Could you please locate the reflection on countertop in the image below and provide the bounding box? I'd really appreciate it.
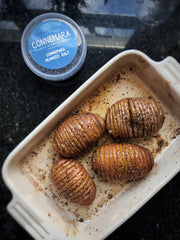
[0,0,179,49]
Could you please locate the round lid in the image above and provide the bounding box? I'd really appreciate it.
[21,13,87,81]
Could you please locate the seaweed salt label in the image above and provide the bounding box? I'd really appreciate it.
[28,20,78,69]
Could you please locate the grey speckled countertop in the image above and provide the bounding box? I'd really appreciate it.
[0,1,180,240]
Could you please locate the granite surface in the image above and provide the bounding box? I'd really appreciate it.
[0,1,180,240]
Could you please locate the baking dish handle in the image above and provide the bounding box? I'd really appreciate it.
[7,197,58,240]
[154,56,180,83]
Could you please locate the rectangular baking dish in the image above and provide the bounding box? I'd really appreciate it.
[2,50,180,240]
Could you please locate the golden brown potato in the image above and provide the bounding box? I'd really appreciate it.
[53,113,105,157]
[92,143,154,182]
[106,97,164,138]
[51,159,96,205]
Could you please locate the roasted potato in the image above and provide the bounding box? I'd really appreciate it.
[51,159,96,205]
[92,143,154,182]
[106,97,164,138]
[53,113,105,157]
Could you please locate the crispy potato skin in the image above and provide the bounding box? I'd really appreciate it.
[53,113,105,157]
[92,143,154,182]
[106,97,164,138]
[51,159,96,205]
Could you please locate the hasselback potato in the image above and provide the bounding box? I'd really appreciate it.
[106,97,164,138]
[53,113,105,157]
[51,159,96,205]
[92,143,154,182]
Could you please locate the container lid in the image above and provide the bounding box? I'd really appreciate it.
[21,13,87,81]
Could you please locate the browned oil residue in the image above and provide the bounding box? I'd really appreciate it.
[138,57,150,69]
[64,219,78,238]
[175,128,180,135]
[152,162,159,175]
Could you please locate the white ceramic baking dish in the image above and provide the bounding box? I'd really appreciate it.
[2,50,180,240]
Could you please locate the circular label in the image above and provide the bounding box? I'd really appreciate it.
[28,20,78,69]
